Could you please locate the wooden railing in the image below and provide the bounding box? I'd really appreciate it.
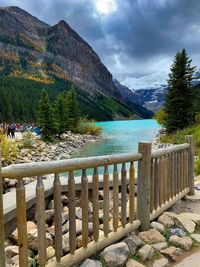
[0,135,195,267]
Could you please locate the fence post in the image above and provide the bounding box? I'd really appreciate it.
[0,150,5,267]
[185,135,195,195]
[137,142,152,231]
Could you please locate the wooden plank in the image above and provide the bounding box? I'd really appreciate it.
[150,159,155,213]
[151,143,190,158]
[103,165,109,237]
[54,173,62,262]
[129,162,135,223]
[1,153,142,179]
[113,164,119,231]
[68,171,76,254]
[137,142,151,231]
[0,151,5,267]
[81,169,89,248]
[121,163,127,228]
[36,175,46,267]
[16,178,28,267]
[92,167,99,241]
[185,135,195,195]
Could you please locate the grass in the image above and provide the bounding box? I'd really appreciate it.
[162,228,171,241]
[76,119,103,135]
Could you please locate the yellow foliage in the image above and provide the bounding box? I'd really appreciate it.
[0,134,17,164]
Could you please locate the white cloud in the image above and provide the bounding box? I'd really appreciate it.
[93,0,117,15]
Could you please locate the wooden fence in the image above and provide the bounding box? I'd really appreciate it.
[0,135,195,267]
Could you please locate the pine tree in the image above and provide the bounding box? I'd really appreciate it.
[54,92,69,138]
[164,49,197,133]
[65,88,80,131]
[37,89,57,140]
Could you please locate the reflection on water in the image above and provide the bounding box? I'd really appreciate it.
[72,119,160,176]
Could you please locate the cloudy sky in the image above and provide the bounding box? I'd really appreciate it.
[1,0,200,89]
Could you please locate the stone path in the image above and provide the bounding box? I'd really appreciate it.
[174,249,200,267]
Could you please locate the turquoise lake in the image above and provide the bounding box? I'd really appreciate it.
[74,119,161,158]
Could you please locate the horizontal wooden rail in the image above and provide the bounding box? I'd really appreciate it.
[151,143,189,158]
[1,153,142,179]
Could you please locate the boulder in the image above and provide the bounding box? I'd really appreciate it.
[129,234,144,248]
[152,242,168,251]
[126,259,146,267]
[174,214,195,234]
[138,229,165,244]
[6,255,32,267]
[181,213,200,224]
[5,246,19,261]
[10,221,37,243]
[158,214,174,228]
[27,229,53,251]
[152,258,169,267]
[191,234,200,243]
[138,244,154,261]
[61,195,68,205]
[79,259,103,267]
[169,235,192,251]
[46,246,55,260]
[48,199,63,210]
[65,219,82,235]
[100,242,129,267]
[168,228,186,238]
[35,209,54,225]
[151,221,165,233]
[160,246,182,261]
[62,232,70,253]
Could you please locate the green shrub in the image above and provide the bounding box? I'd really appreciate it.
[22,131,35,149]
[76,119,102,135]
[0,134,17,164]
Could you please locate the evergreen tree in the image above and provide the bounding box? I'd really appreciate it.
[164,49,197,133]
[37,89,57,140]
[54,92,69,138]
[65,88,80,131]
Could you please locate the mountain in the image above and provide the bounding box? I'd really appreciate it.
[0,6,153,121]
[114,79,166,113]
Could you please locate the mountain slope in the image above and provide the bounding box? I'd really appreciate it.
[0,6,152,120]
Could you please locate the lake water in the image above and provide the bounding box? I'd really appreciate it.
[72,119,160,176]
[74,119,160,158]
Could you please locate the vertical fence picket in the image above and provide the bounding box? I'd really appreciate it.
[129,162,135,223]
[92,167,99,241]
[150,159,154,213]
[154,158,159,210]
[103,165,109,237]
[16,178,28,267]
[159,157,164,207]
[185,135,195,195]
[81,169,89,248]
[121,163,127,227]
[113,164,119,231]
[54,173,62,262]
[36,175,46,267]
[68,171,76,254]
[0,151,5,267]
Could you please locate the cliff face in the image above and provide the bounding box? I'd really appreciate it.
[0,6,120,99]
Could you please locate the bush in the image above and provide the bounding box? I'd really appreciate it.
[0,134,17,164]
[22,131,35,149]
[76,119,102,135]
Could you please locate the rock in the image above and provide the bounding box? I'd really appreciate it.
[62,232,70,253]
[138,244,154,261]
[151,221,165,233]
[169,235,192,251]
[152,242,168,251]
[27,229,53,251]
[47,225,55,237]
[174,214,196,234]
[46,246,55,260]
[79,259,103,267]
[129,234,144,248]
[138,229,165,244]
[100,242,129,267]
[10,221,37,243]
[35,209,54,225]
[6,255,32,267]
[158,214,174,228]
[181,213,200,224]
[153,258,169,267]
[46,256,56,265]
[160,246,182,261]
[76,207,83,220]
[65,219,82,235]
[61,195,68,205]
[191,234,200,243]
[123,236,139,253]
[5,246,19,261]
[76,235,91,248]
[169,228,186,238]
[48,199,63,210]
[126,259,146,267]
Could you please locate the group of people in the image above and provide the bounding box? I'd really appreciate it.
[0,123,19,138]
